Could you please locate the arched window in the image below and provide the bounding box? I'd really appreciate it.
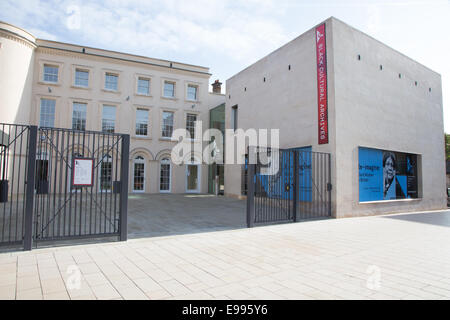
[159,157,171,192]
[133,156,145,192]
[99,154,112,192]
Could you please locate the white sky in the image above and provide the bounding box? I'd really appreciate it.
[1,0,449,132]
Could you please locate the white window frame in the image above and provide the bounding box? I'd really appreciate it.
[39,98,56,128]
[99,154,113,192]
[163,80,176,98]
[43,64,59,83]
[186,84,198,101]
[74,68,89,88]
[159,157,172,193]
[136,77,151,96]
[72,102,87,131]
[132,156,146,193]
[101,105,116,133]
[135,108,150,137]
[185,112,198,140]
[38,60,63,86]
[161,110,175,139]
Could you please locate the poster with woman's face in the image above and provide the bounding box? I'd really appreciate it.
[383,152,396,200]
[359,147,416,202]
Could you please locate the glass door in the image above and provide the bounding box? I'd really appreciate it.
[186,163,200,193]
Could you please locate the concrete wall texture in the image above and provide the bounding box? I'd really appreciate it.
[225,17,446,217]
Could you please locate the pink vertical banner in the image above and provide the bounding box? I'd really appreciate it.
[315,23,328,145]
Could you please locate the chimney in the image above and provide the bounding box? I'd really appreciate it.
[211,79,222,94]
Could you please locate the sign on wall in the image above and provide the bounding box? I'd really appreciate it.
[315,23,328,145]
[72,157,94,187]
[358,147,418,202]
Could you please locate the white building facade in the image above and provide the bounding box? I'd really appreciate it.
[0,21,225,195]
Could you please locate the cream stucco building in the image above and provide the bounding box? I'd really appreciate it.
[0,21,225,195]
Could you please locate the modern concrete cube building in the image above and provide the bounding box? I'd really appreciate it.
[225,17,446,218]
[0,21,225,195]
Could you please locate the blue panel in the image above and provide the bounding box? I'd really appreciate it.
[359,147,383,202]
[295,147,312,202]
[396,175,407,198]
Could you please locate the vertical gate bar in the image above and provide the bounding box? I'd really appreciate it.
[8,125,17,242]
[15,125,24,241]
[58,130,64,238]
[63,131,70,237]
[83,132,88,235]
[24,125,37,251]
[34,128,40,241]
[21,127,29,239]
[328,153,331,217]
[68,129,75,236]
[293,150,299,222]
[52,129,59,238]
[119,134,129,241]
[113,135,119,233]
[104,133,109,234]
[246,162,255,228]
[100,132,105,233]
[75,130,82,236]
[75,131,80,236]
[107,134,112,234]
[89,132,95,235]
[1,124,8,242]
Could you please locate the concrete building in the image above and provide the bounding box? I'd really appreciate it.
[0,21,225,195]
[225,17,446,218]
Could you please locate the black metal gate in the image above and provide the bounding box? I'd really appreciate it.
[0,123,129,250]
[0,123,32,247]
[246,147,331,227]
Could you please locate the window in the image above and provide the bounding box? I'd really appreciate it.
[160,158,171,192]
[163,81,175,98]
[43,65,58,83]
[187,85,197,101]
[72,102,87,131]
[231,105,238,131]
[75,69,89,87]
[162,111,174,138]
[186,113,197,139]
[133,156,145,192]
[100,154,112,192]
[102,105,116,133]
[39,99,55,127]
[135,109,149,136]
[359,147,419,202]
[105,73,118,91]
[137,78,150,95]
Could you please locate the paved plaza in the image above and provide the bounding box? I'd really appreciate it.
[0,207,450,300]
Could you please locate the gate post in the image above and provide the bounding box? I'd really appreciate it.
[24,125,37,251]
[119,134,130,241]
[293,151,299,222]
[246,162,255,228]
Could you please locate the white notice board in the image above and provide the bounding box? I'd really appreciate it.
[72,158,94,187]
